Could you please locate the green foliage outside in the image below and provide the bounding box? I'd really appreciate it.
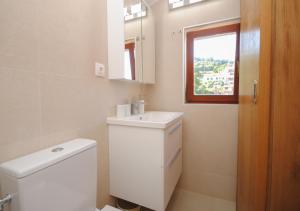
[194,58,234,95]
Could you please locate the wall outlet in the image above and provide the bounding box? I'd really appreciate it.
[95,63,105,78]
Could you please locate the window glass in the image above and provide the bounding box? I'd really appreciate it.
[169,0,204,10]
[193,33,237,95]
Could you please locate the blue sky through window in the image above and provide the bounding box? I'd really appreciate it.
[194,33,237,61]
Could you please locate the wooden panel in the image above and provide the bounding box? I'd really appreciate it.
[269,0,300,210]
[237,0,272,210]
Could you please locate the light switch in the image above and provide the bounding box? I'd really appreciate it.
[95,63,105,78]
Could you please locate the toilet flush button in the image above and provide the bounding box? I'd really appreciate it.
[51,147,64,153]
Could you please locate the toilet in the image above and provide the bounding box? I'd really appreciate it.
[0,139,121,211]
[102,206,121,211]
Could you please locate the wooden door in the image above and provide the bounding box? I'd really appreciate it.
[237,0,272,210]
[268,0,300,210]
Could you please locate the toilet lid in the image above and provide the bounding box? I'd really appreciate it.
[101,205,121,211]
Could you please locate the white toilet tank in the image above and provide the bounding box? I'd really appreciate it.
[0,139,97,211]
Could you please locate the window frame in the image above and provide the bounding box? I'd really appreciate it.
[185,23,240,104]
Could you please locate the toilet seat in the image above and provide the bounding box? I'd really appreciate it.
[101,205,122,211]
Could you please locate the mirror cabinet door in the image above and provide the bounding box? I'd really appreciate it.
[107,0,155,83]
[141,0,156,84]
[124,0,143,81]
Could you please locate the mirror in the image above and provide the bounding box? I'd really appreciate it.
[123,0,155,83]
[124,39,137,80]
[107,0,155,84]
[124,0,142,81]
[140,0,156,84]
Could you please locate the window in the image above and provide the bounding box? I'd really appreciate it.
[124,3,147,22]
[168,0,206,10]
[186,23,240,104]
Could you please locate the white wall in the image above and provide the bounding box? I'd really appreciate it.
[0,0,240,206]
[0,0,141,207]
[146,0,240,201]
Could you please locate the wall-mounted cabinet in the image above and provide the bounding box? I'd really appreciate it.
[107,0,155,84]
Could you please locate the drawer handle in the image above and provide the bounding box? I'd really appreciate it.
[169,124,181,135]
[167,148,182,168]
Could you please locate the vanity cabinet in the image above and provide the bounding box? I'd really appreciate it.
[108,113,183,211]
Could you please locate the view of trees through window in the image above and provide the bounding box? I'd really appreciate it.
[193,33,237,96]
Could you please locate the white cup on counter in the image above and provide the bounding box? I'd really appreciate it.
[117,104,131,118]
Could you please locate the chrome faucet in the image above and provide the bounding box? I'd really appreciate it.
[131,100,145,115]
[0,194,12,211]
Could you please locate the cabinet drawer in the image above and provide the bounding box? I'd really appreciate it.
[164,149,182,208]
[164,121,182,167]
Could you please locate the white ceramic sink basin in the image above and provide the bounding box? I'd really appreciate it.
[107,111,184,129]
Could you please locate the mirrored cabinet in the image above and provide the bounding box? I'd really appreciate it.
[107,0,155,84]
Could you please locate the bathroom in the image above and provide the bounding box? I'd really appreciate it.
[0,0,299,211]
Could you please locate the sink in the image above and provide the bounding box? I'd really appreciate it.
[107,111,183,129]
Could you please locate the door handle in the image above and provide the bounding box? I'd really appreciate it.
[253,80,258,104]
[294,163,300,179]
